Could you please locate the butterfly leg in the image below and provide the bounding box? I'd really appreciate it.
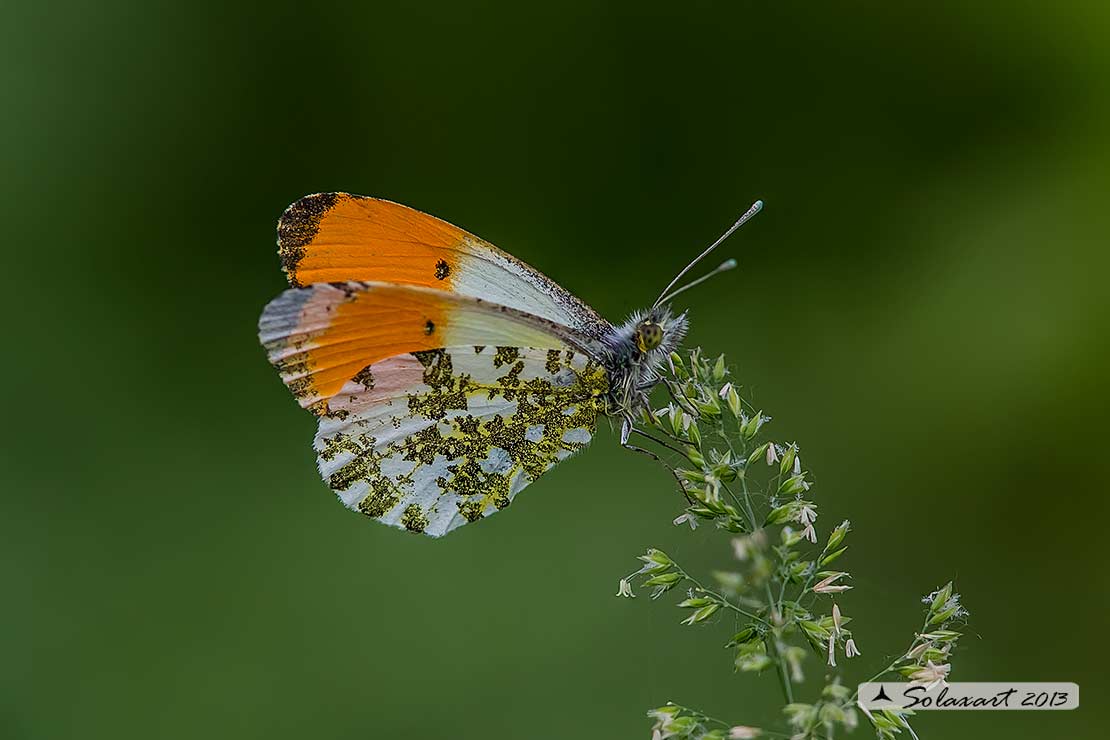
[647,419,697,449]
[629,426,699,465]
[621,442,694,502]
[620,419,695,503]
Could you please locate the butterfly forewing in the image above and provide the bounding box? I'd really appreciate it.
[278,193,610,340]
[313,346,608,536]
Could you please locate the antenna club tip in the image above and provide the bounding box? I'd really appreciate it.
[734,199,763,226]
[720,258,738,270]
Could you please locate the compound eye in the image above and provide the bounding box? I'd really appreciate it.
[635,322,664,352]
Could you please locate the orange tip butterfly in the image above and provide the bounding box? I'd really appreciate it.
[259,194,761,536]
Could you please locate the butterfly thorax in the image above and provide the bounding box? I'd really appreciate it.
[599,305,689,418]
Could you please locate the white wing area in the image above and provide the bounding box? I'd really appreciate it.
[313,346,608,536]
[449,238,609,338]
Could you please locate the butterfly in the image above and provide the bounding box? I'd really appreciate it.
[258,193,761,536]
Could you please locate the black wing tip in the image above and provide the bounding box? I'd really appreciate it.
[276,192,345,286]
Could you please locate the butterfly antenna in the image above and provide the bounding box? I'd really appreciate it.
[657,258,738,305]
[652,200,763,308]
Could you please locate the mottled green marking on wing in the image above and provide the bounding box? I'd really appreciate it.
[314,346,608,536]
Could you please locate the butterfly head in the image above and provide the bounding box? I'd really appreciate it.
[632,305,687,356]
[633,319,663,352]
[614,305,688,368]
[601,305,688,416]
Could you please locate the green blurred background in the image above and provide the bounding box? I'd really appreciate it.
[5,2,1108,738]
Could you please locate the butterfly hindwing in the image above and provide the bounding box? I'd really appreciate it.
[277,193,610,339]
[313,346,608,536]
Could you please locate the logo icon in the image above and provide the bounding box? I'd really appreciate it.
[871,686,893,703]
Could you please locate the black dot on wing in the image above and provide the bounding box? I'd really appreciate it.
[434,259,450,280]
[424,319,435,335]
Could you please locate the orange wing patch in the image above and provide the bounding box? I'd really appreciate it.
[259,281,582,417]
[278,193,464,289]
[261,282,448,415]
